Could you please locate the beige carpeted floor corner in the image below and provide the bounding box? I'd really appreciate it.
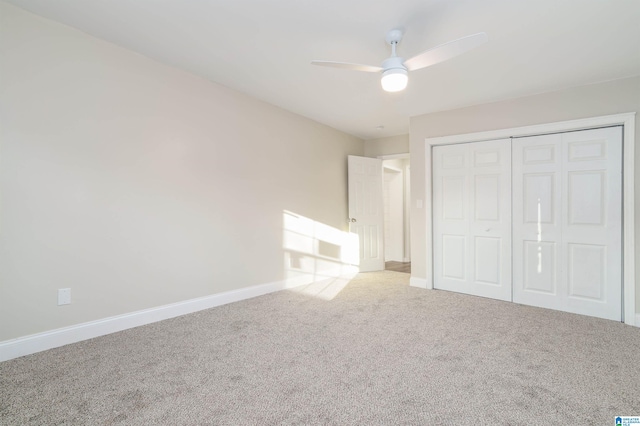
[1,270,639,425]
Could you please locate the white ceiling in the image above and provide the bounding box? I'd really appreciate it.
[6,0,640,140]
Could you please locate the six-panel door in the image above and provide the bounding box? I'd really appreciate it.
[348,155,385,272]
[512,127,622,321]
[432,139,512,301]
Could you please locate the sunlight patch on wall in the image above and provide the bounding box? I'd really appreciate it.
[283,211,359,300]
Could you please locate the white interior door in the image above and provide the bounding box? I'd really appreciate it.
[348,155,384,272]
[513,127,622,320]
[432,139,512,301]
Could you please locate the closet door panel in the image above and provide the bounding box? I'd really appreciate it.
[561,127,622,320]
[433,139,511,301]
[513,133,563,310]
[513,127,622,321]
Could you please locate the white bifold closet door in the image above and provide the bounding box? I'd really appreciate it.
[512,127,623,321]
[433,139,512,301]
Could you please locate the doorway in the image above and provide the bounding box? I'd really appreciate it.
[382,156,411,274]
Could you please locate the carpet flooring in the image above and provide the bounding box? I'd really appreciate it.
[1,270,639,425]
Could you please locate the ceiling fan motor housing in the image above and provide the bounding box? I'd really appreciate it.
[381,56,406,72]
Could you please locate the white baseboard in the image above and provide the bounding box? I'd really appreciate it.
[409,276,428,289]
[0,268,358,362]
[634,314,640,328]
[403,257,411,263]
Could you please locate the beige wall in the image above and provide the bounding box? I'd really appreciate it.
[409,75,640,312]
[364,134,409,158]
[0,4,363,341]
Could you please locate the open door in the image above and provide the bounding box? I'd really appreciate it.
[348,155,384,272]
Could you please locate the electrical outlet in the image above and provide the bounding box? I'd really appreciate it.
[58,288,71,305]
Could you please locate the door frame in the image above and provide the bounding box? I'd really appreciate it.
[379,153,411,263]
[423,112,636,325]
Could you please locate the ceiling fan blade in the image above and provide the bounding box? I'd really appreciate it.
[404,32,488,71]
[311,60,383,73]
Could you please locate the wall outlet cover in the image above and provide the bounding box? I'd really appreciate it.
[58,288,71,305]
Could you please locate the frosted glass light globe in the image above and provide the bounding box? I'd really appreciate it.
[381,68,408,92]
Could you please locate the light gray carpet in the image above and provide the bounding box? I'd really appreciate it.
[1,270,639,425]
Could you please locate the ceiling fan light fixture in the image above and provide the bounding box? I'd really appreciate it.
[381,68,408,92]
[312,30,487,94]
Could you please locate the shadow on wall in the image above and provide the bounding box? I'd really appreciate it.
[282,210,359,300]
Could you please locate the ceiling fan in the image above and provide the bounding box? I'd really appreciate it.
[311,29,488,92]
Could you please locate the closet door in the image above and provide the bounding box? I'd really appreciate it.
[433,139,511,301]
[513,127,622,321]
